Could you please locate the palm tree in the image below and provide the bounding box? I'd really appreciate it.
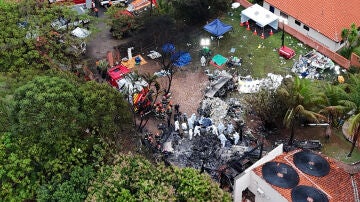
[341,23,359,48]
[319,83,348,127]
[346,113,360,157]
[278,76,327,145]
[339,74,360,156]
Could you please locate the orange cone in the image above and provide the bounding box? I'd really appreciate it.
[253,29,257,35]
[261,32,265,39]
[269,29,273,35]
[246,24,250,30]
[240,22,244,26]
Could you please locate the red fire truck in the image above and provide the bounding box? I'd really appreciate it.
[107,64,152,114]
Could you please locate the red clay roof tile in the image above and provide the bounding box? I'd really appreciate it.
[253,150,355,201]
[264,0,360,42]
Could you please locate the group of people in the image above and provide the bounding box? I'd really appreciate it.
[173,112,242,148]
[154,92,173,121]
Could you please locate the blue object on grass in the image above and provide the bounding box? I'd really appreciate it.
[204,19,233,37]
[162,43,175,53]
[172,51,191,67]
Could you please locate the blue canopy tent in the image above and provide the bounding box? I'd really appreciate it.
[203,19,233,46]
[162,43,175,53]
[172,51,191,67]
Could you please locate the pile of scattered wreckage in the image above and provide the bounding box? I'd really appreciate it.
[142,67,325,190]
[292,50,344,80]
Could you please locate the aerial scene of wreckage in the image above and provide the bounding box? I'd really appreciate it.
[1,0,360,201]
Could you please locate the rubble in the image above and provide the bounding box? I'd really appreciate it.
[204,69,235,98]
[198,97,229,126]
[292,50,345,80]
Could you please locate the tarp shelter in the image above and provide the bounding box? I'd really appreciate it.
[241,4,279,30]
[210,54,228,68]
[203,19,233,37]
[121,54,147,68]
[172,51,191,67]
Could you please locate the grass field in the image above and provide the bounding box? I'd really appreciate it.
[195,7,311,78]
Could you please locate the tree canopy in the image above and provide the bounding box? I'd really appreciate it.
[0,0,93,72]
[86,154,231,201]
[172,0,232,25]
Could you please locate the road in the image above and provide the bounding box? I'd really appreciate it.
[85,5,129,61]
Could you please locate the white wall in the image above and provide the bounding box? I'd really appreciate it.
[233,144,284,202]
[263,2,343,52]
[248,173,288,202]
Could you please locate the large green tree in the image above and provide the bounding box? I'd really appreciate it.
[86,154,231,201]
[1,72,130,200]
[11,76,81,143]
[79,80,132,146]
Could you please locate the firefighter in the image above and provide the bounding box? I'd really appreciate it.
[174,104,180,114]
[166,105,172,127]
[94,7,99,17]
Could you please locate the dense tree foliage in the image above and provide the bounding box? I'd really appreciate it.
[106,6,143,39]
[0,70,132,200]
[0,0,93,72]
[86,154,231,201]
[340,23,360,58]
[172,0,232,25]
[79,81,132,146]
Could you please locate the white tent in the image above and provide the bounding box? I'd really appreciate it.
[241,4,279,30]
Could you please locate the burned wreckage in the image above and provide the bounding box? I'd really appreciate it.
[142,69,266,190]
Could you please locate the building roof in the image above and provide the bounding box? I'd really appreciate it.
[253,150,357,201]
[264,0,360,42]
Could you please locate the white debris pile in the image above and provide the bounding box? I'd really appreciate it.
[238,73,284,93]
[198,97,229,126]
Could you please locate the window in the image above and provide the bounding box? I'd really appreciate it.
[280,11,288,19]
[303,25,309,31]
[295,20,301,26]
[269,6,274,13]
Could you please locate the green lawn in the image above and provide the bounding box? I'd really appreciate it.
[198,7,311,78]
[322,128,360,163]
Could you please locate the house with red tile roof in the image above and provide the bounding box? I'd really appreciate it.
[262,0,360,52]
[233,144,360,202]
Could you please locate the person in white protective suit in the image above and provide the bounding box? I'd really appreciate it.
[227,122,234,134]
[189,128,193,140]
[217,122,225,134]
[181,122,188,137]
[174,120,180,131]
[200,56,206,67]
[187,113,196,130]
[209,124,218,136]
[218,133,227,148]
[194,125,201,136]
[233,131,239,145]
